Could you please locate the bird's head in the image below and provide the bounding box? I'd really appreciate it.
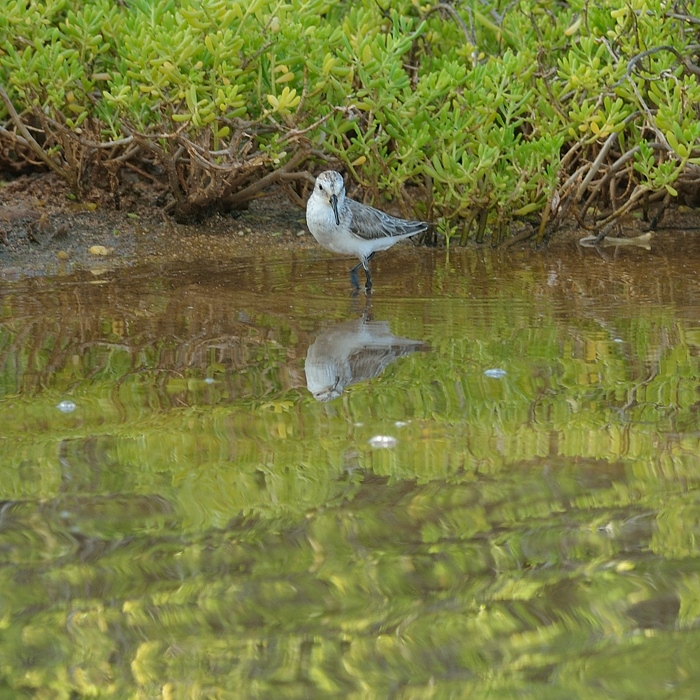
[313,170,345,225]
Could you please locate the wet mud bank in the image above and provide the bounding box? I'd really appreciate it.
[0,172,313,279]
[2,171,700,281]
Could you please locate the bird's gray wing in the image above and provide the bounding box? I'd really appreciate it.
[346,199,428,241]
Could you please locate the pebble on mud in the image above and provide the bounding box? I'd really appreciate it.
[89,245,112,256]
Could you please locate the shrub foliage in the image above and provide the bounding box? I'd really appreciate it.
[1,0,699,240]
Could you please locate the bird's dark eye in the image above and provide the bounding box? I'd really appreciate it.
[318,184,324,191]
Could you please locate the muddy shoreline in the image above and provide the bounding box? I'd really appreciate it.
[1,171,698,280]
[0,172,317,279]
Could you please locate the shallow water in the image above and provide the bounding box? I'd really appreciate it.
[2,236,700,698]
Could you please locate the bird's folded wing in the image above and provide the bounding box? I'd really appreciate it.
[347,199,427,240]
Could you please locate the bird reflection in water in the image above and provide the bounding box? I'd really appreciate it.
[305,315,429,402]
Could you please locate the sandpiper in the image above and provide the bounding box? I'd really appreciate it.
[305,170,428,290]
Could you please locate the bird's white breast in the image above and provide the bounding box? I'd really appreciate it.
[306,195,359,257]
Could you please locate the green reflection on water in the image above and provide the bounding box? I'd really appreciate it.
[1,247,700,698]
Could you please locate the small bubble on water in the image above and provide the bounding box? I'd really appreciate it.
[369,435,397,449]
[613,338,624,343]
[394,421,408,428]
[484,368,507,379]
[56,400,76,413]
[204,377,216,384]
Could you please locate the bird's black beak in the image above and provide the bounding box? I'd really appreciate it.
[329,194,340,225]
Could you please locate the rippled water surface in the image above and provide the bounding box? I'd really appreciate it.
[2,237,700,698]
